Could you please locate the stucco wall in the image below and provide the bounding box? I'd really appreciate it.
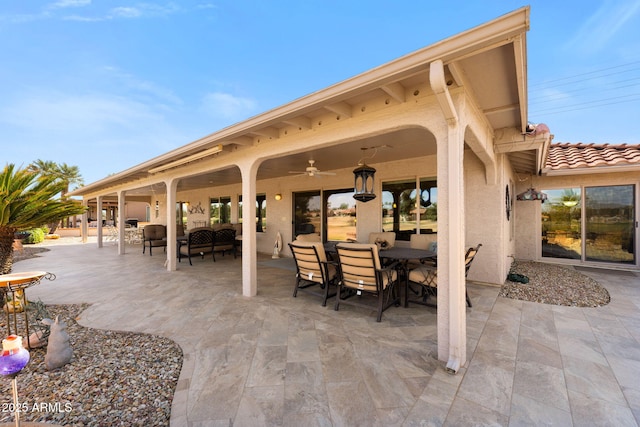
[464,151,511,285]
[514,169,640,266]
[154,149,517,284]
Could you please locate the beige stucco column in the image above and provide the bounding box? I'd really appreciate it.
[117,191,126,255]
[437,122,467,371]
[166,178,178,271]
[81,199,88,243]
[431,59,467,370]
[96,196,103,248]
[239,159,259,297]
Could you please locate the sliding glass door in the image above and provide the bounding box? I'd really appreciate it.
[585,185,635,264]
[542,184,635,265]
[293,191,321,238]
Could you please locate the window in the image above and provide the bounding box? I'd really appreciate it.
[176,202,188,231]
[541,188,582,260]
[382,179,437,241]
[238,194,267,232]
[542,185,636,265]
[324,188,356,242]
[210,197,231,225]
[584,185,635,264]
[293,191,321,238]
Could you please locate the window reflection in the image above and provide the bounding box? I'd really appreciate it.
[238,194,267,232]
[325,189,356,242]
[382,179,437,240]
[541,188,582,259]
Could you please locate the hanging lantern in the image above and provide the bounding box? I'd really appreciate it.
[516,187,548,202]
[353,163,376,202]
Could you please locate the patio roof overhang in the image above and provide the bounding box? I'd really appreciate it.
[69,7,534,200]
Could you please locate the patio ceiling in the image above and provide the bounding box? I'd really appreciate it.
[72,7,534,199]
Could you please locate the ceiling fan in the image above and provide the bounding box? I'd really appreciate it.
[288,160,336,177]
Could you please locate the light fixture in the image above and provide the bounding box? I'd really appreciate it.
[353,147,381,203]
[155,201,159,211]
[562,200,578,207]
[516,188,548,202]
[274,193,282,201]
[353,163,376,202]
[148,144,223,174]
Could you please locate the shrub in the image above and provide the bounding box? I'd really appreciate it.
[22,228,46,244]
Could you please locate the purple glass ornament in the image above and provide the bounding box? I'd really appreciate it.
[0,335,30,376]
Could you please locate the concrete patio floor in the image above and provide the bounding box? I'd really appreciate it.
[14,237,640,426]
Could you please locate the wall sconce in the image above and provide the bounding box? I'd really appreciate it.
[353,163,376,202]
[274,193,282,201]
[155,201,159,211]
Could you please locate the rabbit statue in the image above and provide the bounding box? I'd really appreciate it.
[43,315,73,370]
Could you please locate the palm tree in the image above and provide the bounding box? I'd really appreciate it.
[29,160,85,229]
[56,163,84,227]
[0,164,86,274]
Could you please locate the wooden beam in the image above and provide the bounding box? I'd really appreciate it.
[282,116,312,130]
[251,127,280,139]
[324,102,352,118]
[381,82,405,103]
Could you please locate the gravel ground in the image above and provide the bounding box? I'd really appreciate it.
[4,247,182,426]
[499,259,611,307]
[0,304,182,426]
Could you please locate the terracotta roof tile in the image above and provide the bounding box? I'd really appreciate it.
[545,142,640,171]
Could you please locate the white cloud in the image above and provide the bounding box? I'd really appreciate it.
[111,7,142,18]
[201,92,258,121]
[565,0,640,52]
[49,0,91,9]
[111,3,180,19]
[0,90,161,133]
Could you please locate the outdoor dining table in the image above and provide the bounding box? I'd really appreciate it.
[0,271,55,348]
[377,247,437,307]
[377,247,437,264]
[324,243,436,264]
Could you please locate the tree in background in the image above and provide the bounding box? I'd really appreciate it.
[0,164,86,274]
[28,160,84,229]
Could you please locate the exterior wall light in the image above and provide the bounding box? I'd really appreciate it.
[274,193,282,201]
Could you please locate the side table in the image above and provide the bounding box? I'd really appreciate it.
[0,271,55,348]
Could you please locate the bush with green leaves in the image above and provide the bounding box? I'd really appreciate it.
[23,228,45,244]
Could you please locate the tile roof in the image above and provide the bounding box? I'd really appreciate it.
[545,142,640,172]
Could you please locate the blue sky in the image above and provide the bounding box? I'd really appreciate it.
[2,1,639,185]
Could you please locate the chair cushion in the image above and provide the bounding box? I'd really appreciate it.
[290,242,335,284]
[180,245,213,256]
[410,234,436,250]
[143,224,166,240]
[295,233,321,243]
[336,243,395,291]
[408,266,437,287]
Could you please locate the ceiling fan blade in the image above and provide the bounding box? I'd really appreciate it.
[316,171,336,176]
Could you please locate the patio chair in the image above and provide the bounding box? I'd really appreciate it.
[406,243,481,308]
[335,243,400,322]
[295,233,321,243]
[213,228,237,261]
[179,228,215,265]
[408,233,438,268]
[289,241,339,306]
[142,224,167,256]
